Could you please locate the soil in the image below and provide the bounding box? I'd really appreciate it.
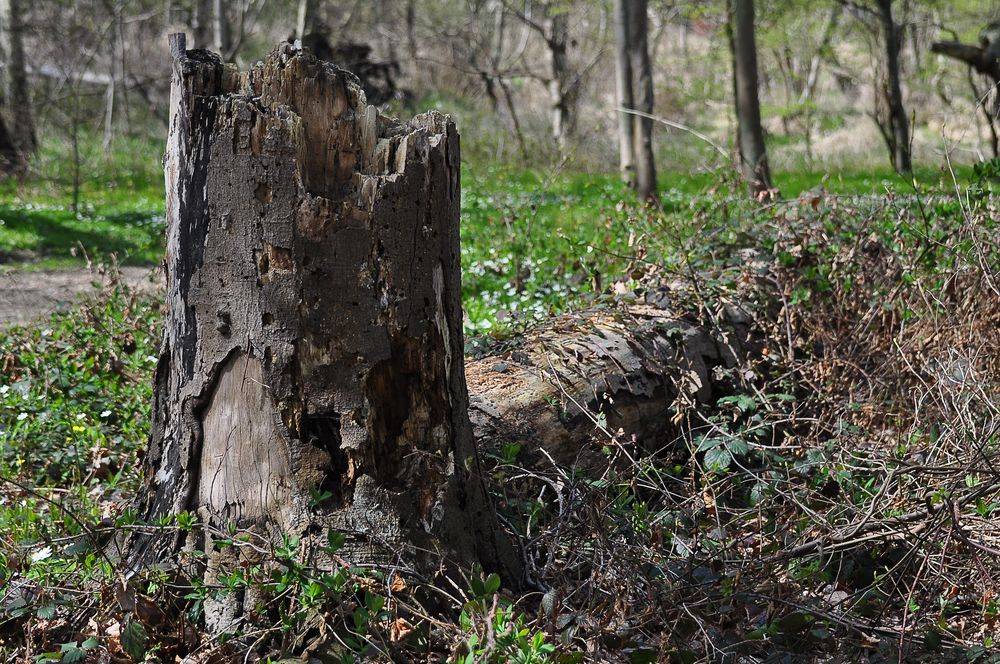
[0,266,162,328]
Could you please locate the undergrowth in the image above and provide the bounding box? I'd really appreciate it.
[0,161,997,662]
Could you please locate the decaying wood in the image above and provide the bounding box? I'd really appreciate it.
[466,289,764,471]
[133,36,518,619]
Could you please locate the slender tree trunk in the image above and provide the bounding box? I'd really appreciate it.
[613,0,635,186]
[544,6,573,150]
[876,0,911,173]
[211,0,229,56]
[405,0,417,63]
[729,0,772,197]
[626,0,657,202]
[0,0,35,159]
[296,0,317,38]
[191,0,211,48]
[799,5,841,105]
[132,35,518,628]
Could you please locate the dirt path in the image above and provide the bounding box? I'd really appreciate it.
[0,266,162,328]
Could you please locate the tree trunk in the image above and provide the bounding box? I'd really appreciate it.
[876,0,911,173]
[729,0,772,198]
[405,0,417,63]
[191,0,211,49]
[625,0,657,202]
[296,0,317,39]
[544,5,573,151]
[211,0,229,56]
[0,0,35,163]
[931,29,1000,157]
[133,35,518,627]
[799,5,841,106]
[613,0,635,186]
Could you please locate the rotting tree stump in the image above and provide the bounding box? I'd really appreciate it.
[132,35,518,624]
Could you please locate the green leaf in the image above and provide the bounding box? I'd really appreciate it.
[777,611,813,633]
[36,603,57,619]
[121,618,148,661]
[717,394,758,413]
[60,642,87,664]
[703,446,732,472]
[484,573,501,595]
[727,438,750,456]
[470,575,485,598]
[365,591,384,614]
[750,481,769,505]
[326,530,346,553]
[695,436,724,452]
[629,649,659,664]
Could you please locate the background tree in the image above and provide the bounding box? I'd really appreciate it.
[613,0,635,185]
[834,0,912,172]
[0,0,34,173]
[728,0,772,197]
[503,0,580,152]
[615,0,657,201]
[874,0,911,173]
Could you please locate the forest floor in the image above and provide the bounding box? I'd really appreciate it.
[0,266,160,327]
[1,160,997,663]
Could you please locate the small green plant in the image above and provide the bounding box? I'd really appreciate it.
[458,571,556,664]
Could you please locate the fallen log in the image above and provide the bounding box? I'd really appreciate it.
[465,283,769,470]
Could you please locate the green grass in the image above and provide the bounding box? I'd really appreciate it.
[0,131,982,330]
[0,200,164,268]
[0,132,165,269]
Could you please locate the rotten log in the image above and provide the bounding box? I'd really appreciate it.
[467,284,767,471]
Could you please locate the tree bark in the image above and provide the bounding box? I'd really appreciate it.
[799,5,841,106]
[625,0,657,202]
[467,296,763,471]
[613,0,635,186]
[544,4,573,150]
[931,28,1000,158]
[876,0,911,173]
[0,0,35,163]
[729,0,772,198]
[133,35,518,626]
